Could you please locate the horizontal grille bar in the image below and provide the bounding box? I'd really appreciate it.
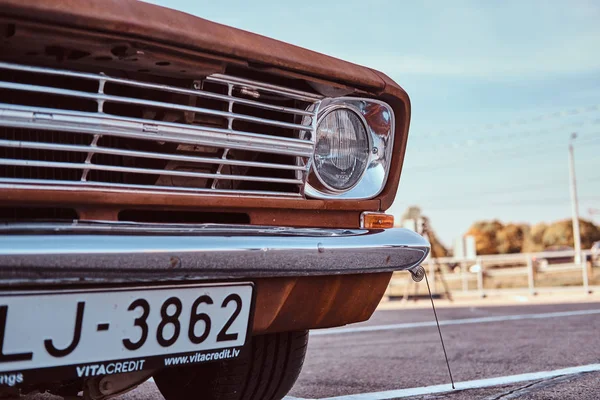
[0,105,314,157]
[0,62,315,117]
[0,139,306,171]
[0,158,304,185]
[0,61,321,197]
[0,81,312,132]
[0,179,303,198]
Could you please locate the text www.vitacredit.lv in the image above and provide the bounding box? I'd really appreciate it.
[164,348,241,366]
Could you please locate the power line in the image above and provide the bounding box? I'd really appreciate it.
[408,191,600,209]
[411,118,600,152]
[472,175,598,196]
[412,196,600,211]
[419,180,563,200]
[396,171,600,213]
[403,176,600,208]
[406,135,600,172]
[413,104,600,140]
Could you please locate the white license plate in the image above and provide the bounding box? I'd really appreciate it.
[0,283,253,386]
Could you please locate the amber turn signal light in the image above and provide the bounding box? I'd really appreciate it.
[360,212,394,229]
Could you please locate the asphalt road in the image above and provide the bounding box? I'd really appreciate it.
[27,300,600,399]
[288,301,600,399]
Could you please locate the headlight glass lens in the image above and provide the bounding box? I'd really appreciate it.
[314,108,369,190]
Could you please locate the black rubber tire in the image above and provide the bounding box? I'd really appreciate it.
[154,330,309,400]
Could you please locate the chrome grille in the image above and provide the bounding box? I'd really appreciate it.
[0,62,321,197]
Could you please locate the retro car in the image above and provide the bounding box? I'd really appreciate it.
[0,1,429,399]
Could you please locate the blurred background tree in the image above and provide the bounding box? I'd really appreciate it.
[496,223,527,254]
[400,206,449,257]
[522,222,547,253]
[464,218,600,254]
[465,220,504,255]
[541,219,600,249]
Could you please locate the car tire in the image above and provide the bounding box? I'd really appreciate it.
[153,330,309,400]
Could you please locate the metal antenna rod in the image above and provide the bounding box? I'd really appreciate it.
[424,270,455,389]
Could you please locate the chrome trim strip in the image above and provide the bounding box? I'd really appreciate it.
[0,139,306,171]
[0,180,303,198]
[0,81,312,132]
[0,223,430,283]
[0,105,313,157]
[0,61,321,197]
[0,158,304,185]
[0,61,318,116]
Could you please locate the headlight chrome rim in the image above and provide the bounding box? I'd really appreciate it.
[311,104,371,193]
[304,97,395,200]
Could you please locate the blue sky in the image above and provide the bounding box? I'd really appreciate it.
[148,0,600,246]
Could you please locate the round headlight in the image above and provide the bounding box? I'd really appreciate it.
[313,107,370,191]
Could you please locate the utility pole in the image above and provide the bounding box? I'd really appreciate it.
[568,133,582,265]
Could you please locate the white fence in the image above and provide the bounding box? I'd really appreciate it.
[389,249,597,298]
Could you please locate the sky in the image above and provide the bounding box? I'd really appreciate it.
[147,0,600,246]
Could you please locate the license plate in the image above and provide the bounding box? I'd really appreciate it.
[0,283,253,387]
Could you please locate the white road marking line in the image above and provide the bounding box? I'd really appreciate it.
[317,363,600,400]
[311,309,600,336]
[145,310,599,399]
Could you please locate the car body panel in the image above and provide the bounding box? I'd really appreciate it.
[0,0,422,348]
[0,0,411,211]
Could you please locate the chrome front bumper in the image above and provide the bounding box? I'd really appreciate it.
[0,222,430,285]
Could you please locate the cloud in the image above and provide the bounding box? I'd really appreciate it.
[334,16,600,80]
[318,2,600,80]
[347,47,600,79]
[145,0,600,81]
